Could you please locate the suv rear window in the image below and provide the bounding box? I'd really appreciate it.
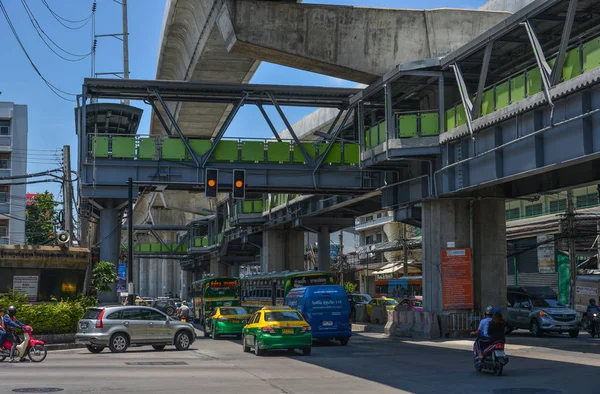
[82,308,103,319]
[106,310,122,320]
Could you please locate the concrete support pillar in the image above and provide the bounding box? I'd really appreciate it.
[133,257,140,297]
[210,255,229,277]
[262,230,304,273]
[138,258,148,297]
[318,227,330,272]
[422,199,506,316]
[98,202,120,303]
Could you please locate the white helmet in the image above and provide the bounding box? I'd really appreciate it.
[485,306,493,316]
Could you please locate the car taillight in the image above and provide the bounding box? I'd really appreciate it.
[95,309,105,329]
[261,326,275,333]
[218,317,229,322]
[496,343,504,349]
[301,325,311,332]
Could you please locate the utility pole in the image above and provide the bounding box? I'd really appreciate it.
[339,230,344,284]
[567,189,576,308]
[62,145,73,246]
[122,0,130,105]
[402,223,409,277]
[597,220,600,269]
[127,177,135,306]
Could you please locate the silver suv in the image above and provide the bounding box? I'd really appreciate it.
[507,286,580,337]
[75,306,196,353]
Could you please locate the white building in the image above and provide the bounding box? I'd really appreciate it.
[0,102,28,245]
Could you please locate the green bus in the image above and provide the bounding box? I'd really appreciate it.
[191,276,241,323]
[240,271,334,313]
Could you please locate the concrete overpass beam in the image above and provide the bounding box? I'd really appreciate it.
[317,227,330,272]
[422,199,506,318]
[262,230,304,273]
[218,1,511,83]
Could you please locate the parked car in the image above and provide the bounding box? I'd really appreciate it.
[203,307,250,339]
[242,306,312,356]
[75,306,196,353]
[397,296,423,311]
[507,286,580,337]
[366,297,398,323]
[151,298,177,317]
[347,293,372,320]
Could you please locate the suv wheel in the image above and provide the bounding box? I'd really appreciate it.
[86,345,104,354]
[530,320,543,337]
[175,331,191,351]
[109,333,129,353]
[166,306,175,316]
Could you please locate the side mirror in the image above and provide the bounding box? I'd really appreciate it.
[522,303,531,309]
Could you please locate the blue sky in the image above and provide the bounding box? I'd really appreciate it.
[0,0,488,198]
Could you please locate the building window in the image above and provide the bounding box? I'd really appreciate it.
[0,226,7,237]
[376,233,382,243]
[576,193,599,209]
[505,207,520,221]
[0,186,9,203]
[365,235,373,245]
[524,203,543,217]
[0,153,9,170]
[0,120,9,136]
[549,199,567,213]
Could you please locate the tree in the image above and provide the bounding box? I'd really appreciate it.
[343,281,357,294]
[90,261,119,295]
[25,191,58,245]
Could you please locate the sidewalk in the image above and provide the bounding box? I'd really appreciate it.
[352,323,385,333]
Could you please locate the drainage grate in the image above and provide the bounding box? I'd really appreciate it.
[13,390,64,393]
[125,361,188,366]
[492,389,562,394]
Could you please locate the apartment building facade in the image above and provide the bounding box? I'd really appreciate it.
[0,102,28,245]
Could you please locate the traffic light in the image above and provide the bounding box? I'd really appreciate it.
[233,169,246,199]
[205,169,218,198]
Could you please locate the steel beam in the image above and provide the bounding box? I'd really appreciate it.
[202,94,248,168]
[521,20,554,114]
[472,42,493,119]
[550,0,578,86]
[257,103,281,142]
[151,89,201,166]
[268,91,314,168]
[450,63,474,138]
[313,108,353,173]
[148,100,172,136]
[84,78,359,108]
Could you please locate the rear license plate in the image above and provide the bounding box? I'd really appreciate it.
[232,320,240,324]
[494,350,505,357]
[323,321,333,326]
[282,328,294,334]
[80,322,88,329]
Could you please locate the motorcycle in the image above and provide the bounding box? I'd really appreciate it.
[0,325,47,363]
[583,313,600,338]
[473,340,509,376]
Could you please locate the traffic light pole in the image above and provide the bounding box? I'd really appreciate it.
[127,177,135,306]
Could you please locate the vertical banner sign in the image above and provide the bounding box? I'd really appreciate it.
[117,263,127,292]
[441,248,474,310]
[537,233,555,273]
[13,276,39,302]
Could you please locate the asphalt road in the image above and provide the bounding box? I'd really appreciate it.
[2,328,600,394]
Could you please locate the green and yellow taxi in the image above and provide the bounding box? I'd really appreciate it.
[242,306,312,356]
[203,307,250,339]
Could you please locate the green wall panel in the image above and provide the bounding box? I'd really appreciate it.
[420,113,439,136]
[267,142,291,163]
[456,103,467,127]
[319,143,342,164]
[213,140,239,162]
[526,67,542,96]
[343,143,359,165]
[189,139,211,158]
[293,143,316,163]
[496,81,510,109]
[398,114,418,137]
[583,37,600,73]
[91,136,109,158]
[162,138,187,160]
[445,107,455,131]
[378,121,386,143]
[241,141,265,162]
[481,89,495,115]
[138,138,156,160]
[253,200,263,212]
[562,47,581,81]
[111,137,135,159]
[510,74,525,103]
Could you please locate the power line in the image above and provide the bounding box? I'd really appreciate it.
[40,0,94,29]
[0,0,77,101]
[20,0,92,61]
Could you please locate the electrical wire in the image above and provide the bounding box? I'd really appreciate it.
[40,0,93,29]
[0,0,76,101]
[20,0,91,61]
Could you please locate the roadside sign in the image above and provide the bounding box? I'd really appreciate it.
[441,248,474,310]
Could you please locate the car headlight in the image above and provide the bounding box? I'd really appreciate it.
[538,311,549,318]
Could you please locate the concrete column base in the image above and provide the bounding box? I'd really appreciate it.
[262,230,304,273]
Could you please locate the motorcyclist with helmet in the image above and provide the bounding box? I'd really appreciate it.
[4,305,25,363]
[471,306,494,360]
[587,298,600,336]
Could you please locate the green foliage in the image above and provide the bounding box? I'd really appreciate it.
[25,191,58,245]
[91,261,118,294]
[0,291,98,334]
[343,281,357,294]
